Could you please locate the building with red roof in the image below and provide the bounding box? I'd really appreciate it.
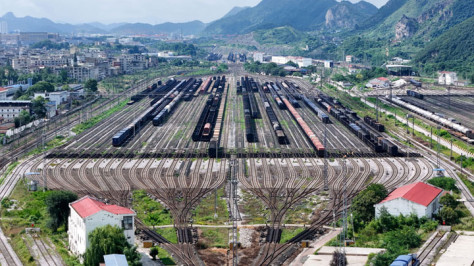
[374,182,443,219]
[68,196,136,257]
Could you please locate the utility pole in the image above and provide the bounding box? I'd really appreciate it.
[437,125,441,169]
[376,97,379,122]
[450,137,453,160]
[324,123,328,191]
[339,157,347,266]
[448,86,451,110]
[430,127,433,148]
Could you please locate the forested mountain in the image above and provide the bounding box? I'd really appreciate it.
[0,12,206,36]
[0,12,104,34]
[110,21,207,36]
[203,0,378,35]
[414,15,474,78]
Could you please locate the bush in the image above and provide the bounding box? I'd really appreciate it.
[427,177,460,193]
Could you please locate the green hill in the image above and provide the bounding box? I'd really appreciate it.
[203,0,377,35]
[414,15,474,78]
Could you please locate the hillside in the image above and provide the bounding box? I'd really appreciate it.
[359,0,474,40]
[0,12,104,34]
[203,0,377,35]
[0,12,206,36]
[111,21,206,36]
[222,7,250,19]
[414,15,474,77]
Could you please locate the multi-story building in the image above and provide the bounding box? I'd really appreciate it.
[0,100,31,122]
[0,21,7,34]
[68,196,136,258]
[19,32,59,45]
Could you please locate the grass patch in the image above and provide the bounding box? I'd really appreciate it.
[1,181,80,265]
[193,188,229,225]
[71,99,128,134]
[241,190,269,224]
[155,246,176,265]
[132,190,173,226]
[1,161,19,184]
[280,227,305,243]
[198,228,229,249]
[155,228,178,244]
[459,174,474,196]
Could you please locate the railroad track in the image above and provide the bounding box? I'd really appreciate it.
[32,236,64,266]
[417,231,445,264]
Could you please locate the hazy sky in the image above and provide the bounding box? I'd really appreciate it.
[1,0,389,25]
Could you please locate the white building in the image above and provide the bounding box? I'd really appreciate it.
[0,101,31,122]
[297,57,313,68]
[253,52,264,63]
[68,196,136,257]
[34,91,70,108]
[438,71,458,85]
[271,56,288,65]
[324,60,333,68]
[345,55,353,63]
[374,182,443,219]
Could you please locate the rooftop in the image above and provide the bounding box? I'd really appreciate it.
[70,196,135,218]
[379,182,443,207]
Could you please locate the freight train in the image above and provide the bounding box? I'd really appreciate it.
[390,97,474,139]
[409,79,422,88]
[153,79,201,126]
[281,97,325,156]
[257,80,288,144]
[317,94,399,155]
[301,95,329,124]
[128,82,158,105]
[192,76,227,142]
[364,116,385,132]
[407,90,424,99]
[112,80,187,147]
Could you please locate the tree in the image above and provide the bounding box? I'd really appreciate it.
[440,194,458,209]
[124,246,142,266]
[59,69,68,83]
[85,79,98,92]
[439,206,457,225]
[351,184,388,225]
[45,190,77,232]
[427,177,459,193]
[286,60,298,68]
[27,81,54,95]
[14,110,31,128]
[13,88,24,100]
[84,225,140,266]
[31,96,47,119]
[149,247,158,260]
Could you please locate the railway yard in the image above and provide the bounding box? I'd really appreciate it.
[399,95,474,136]
[1,68,473,266]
